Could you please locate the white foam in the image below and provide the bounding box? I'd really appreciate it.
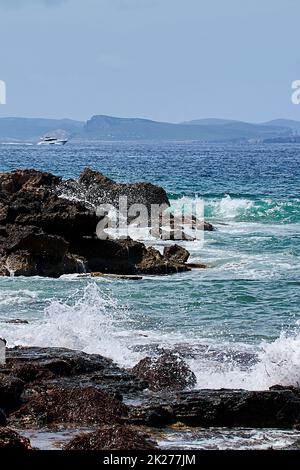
[190,329,300,390]
[0,289,38,306]
[2,282,300,391]
[1,283,140,367]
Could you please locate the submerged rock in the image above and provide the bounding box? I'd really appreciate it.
[132,350,197,391]
[0,428,32,450]
[64,425,157,450]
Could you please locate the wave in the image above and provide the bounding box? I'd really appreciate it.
[170,195,300,224]
[0,289,38,307]
[189,329,300,390]
[1,283,140,367]
[2,282,300,391]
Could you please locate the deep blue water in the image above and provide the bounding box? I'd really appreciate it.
[0,142,300,390]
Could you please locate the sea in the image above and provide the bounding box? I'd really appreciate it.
[0,141,300,449]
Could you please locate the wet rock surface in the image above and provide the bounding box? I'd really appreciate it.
[59,167,170,218]
[0,346,300,449]
[0,428,32,450]
[0,373,24,412]
[64,425,157,450]
[132,350,196,391]
[0,168,194,276]
[127,388,300,429]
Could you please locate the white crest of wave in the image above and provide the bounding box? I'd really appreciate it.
[207,195,254,220]
[0,289,38,306]
[2,283,140,367]
[191,329,300,390]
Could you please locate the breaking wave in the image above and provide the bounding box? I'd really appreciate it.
[170,195,300,223]
[2,283,300,391]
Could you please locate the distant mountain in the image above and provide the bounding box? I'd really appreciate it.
[0,117,84,142]
[0,114,294,142]
[263,119,300,132]
[181,118,240,126]
[84,115,291,142]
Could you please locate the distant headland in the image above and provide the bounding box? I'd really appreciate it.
[0,115,300,143]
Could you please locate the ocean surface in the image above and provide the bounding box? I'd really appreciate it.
[0,142,300,448]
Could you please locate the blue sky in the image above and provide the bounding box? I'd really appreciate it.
[0,0,299,122]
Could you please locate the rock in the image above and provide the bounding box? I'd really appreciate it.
[0,169,60,195]
[0,409,6,426]
[91,273,143,280]
[4,225,69,259]
[0,374,24,411]
[0,169,192,277]
[0,170,97,239]
[4,251,38,276]
[203,221,215,231]
[3,249,82,278]
[170,214,215,232]
[4,319,29,325]
[64,425,157,450]
[5,346,146,396]
[127,388,300,429]
[136,247,190,274]
[12,386,128,428]
[69,237,189,275]
[59,168,170,221]
[186,263,206,269]
[163,245,190,264]
[68,237,145,274]
[0,428,32,450]
[132,351,196,391]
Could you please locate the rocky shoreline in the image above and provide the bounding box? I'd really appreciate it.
[0,346,300,450]
[0,168,212,278]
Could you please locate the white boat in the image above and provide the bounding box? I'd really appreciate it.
[37,136,68,146]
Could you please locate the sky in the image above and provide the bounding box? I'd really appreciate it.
[0,0,300,123]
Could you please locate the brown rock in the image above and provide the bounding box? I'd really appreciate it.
[0,374,24,411]
[163,244,190,264]
[0,428,32,450]
[13,386,128,428]
[64,425,157,450]
[132,351,196,391]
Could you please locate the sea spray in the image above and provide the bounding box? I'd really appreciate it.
[1,283,141,367]
[190,328,300,390]
[170,195,300,224]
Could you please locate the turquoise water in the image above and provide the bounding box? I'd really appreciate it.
[0,142,300,390]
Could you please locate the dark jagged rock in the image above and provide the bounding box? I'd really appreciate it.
[127,388,300,429]
[132,351,196,391]
[12,386,128,428]
[163,245,190,264]
[0,374,24,411]
[59,167,170,216]
[0,169,191,276]
[0,169,60,194]
[136,246,189,274]
[0,428,32,450]
[5,346,146,398]
[0,170,97,239]
[64,425,157,450]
